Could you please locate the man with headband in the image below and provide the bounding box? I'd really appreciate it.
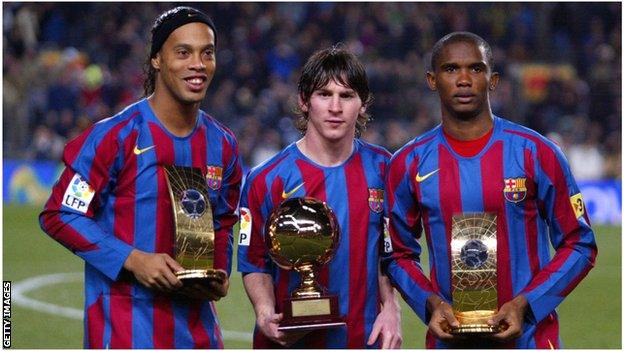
[40,7,242,348]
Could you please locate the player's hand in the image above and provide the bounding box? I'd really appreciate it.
[427,294,462,342]
[256,308,308,347]
[367,297,403,348]
[123,249,183,291]
[178,271,230,301]
[208,271,230,298]
[486,295,527,341]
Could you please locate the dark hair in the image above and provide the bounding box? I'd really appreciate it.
[295,44,372,137]
[429,32,494,72]
[143,6,216,97]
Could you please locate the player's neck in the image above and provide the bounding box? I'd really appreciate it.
[442,109,494,141]
[148,91,200,137]
[297,133,354,167]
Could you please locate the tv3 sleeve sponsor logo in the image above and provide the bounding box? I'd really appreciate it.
[3,281,11,348]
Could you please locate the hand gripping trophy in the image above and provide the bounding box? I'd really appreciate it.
[265,197,345,331]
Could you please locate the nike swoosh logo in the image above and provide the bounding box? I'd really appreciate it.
[415,169,439,183]
[281,183,305,199]
[133,145,155,155]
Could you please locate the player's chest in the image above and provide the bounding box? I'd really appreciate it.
[119,138,227,202]
[271,166,385,220]
[414,150,536,212]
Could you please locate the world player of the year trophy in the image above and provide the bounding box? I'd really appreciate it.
[450,212,502,334]
[163,165,226,288]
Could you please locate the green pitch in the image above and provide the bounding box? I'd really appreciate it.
[3,204,621,348]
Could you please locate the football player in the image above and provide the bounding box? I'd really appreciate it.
[39,7,242,348]
[237,45,402,349]
[384,32,597,348]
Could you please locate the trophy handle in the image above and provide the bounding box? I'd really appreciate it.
[293,264,325,298]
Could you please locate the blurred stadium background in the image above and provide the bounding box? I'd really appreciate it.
[2,2,621,349]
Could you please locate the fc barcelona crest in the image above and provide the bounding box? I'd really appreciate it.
[368,188,384,213]
[503,177,527,203]
[206,166,223,190]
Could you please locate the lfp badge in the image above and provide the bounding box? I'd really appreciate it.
[368,188,384,213]
[206,166,223,190]
[503,177,527,203]
[62,173,95,214]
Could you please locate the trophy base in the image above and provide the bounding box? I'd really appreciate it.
[278,320,346,332]
[279,295,345,332]
[176,269,226,287]
[451,310,500,335]
[451,324,500,335]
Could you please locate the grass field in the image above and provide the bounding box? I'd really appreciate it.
[3,204,621,348]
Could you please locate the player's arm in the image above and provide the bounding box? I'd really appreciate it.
[516,141,597,325]
[242,273,309,346]
[211,134,243,278]
[382,151,436,321]
[367,269,403,349]
[39,125,181,291]
[486,294,528,341]
[237,172,279,336]
[242,273,286,344]
[382,150,462,341]
[237,173,307,346]
[123,248,183,291]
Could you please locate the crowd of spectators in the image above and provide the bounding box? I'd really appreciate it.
[3,2,621,179]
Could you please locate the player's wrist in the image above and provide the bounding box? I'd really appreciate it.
[511,294,528,315]
[254,304,276,319]
[426,293,444,312]
[381,295,401,314]
[123,249,141,272]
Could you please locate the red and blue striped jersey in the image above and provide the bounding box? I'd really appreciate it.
[384,116,597,349]
[237,140,390,348]
[39,98,242,348]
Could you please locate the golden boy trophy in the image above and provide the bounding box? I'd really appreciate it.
[164,165,226,287]
[265,197,345,331]
[450,213,501,334]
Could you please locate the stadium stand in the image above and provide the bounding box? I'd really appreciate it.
[3,3,620,178]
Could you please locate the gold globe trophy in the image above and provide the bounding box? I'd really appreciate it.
[163,165,226,287]
[265,197,345,331]
[450,213,501,334]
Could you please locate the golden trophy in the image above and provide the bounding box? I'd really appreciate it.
[265,197,345,331]
[163,165,226,287]
[450,213,501,334]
